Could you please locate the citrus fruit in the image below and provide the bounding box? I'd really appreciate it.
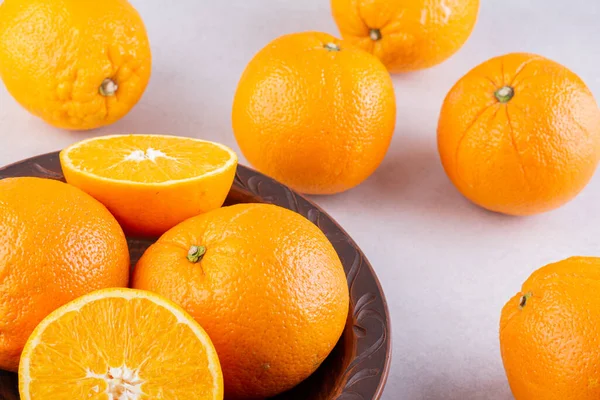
[0,0,151,130]
[331,0,480,73]
[232,31,396,195]
[60,134,238,237]
[0,177,129,371]
[437,53,600,215]
[500,257,600,400]
[18,288,223,400]
[132,203,350,399]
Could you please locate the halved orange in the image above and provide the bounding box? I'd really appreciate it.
[60,135,238,237]
[19,288,223,400]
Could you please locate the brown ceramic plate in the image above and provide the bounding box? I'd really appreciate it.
[0,152,392,400]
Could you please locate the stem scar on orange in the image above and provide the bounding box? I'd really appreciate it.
[437,53,600,215]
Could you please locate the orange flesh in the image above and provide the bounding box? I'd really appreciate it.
[20,290,223,399]
[63,135,235,183]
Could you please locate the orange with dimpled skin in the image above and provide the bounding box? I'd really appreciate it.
[133,203,350,399]
[0,0,151,130]
[438,53,600,215]
[232,31,396,195]
[0,177,129,372]
[331,0,480,73]
[501,257,600,400]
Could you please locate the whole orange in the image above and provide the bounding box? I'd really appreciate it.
[331,0,480,73]
[500,257,600,400]
[438,53,600,215]
[0,0,151,130]
[232,31,396,195]
[0,177,130,371]
[132,203,350,399]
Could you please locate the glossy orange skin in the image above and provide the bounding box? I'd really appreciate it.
[331,0,480,73]
[0,178,129,371]
[133,203,350,399]
[0,0,151,130]
[500,257,600,400]
[232,32,396,195]
[438,53,600,215]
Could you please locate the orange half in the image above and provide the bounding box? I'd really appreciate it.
[19,288,223,400]
[60,135,238,237]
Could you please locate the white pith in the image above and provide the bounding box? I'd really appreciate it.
[87,365,144,400]
[124,148,174,162]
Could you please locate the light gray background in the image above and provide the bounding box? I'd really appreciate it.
[1,1,599,399]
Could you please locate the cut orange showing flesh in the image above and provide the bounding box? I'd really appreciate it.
[60,135,238,237]
[18,288,223,400]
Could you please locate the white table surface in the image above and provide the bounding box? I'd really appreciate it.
[1,1,599,399]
